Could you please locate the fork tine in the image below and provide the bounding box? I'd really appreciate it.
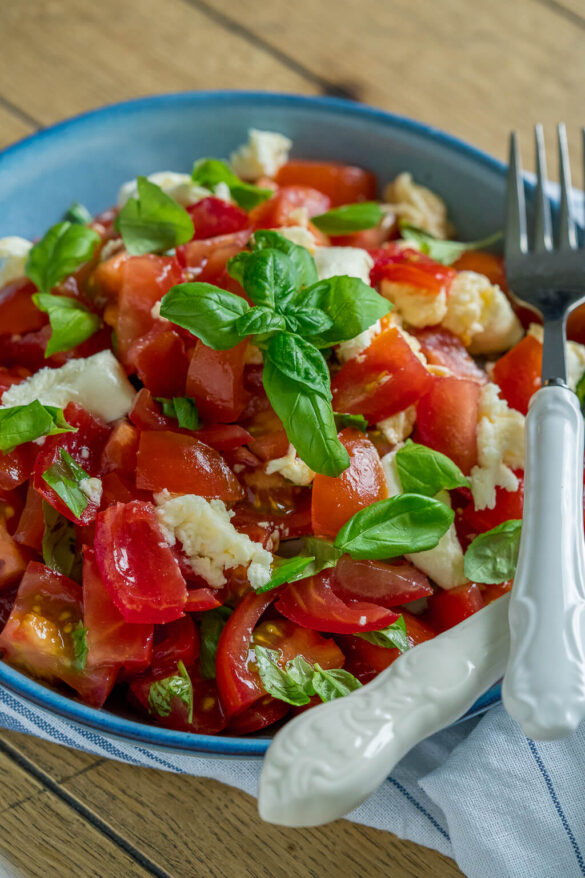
[558,123,577,251]
[505,132,528,257]
[534,125,553,252]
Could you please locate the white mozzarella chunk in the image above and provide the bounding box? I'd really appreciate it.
[229,129,292,181]
[154,492,272,589]
[380,280,448,328]
[277,225,317,252]
[1,350,136,422]
[377,406,417,445]
[336,320,382,363]
[117,171,211,208]
[150,300,170,323]
[79,477,103,506]
[442,271,523,355]
[383,172,450,239]
[265,444,315,486]
[313,246,374,285]
[0,237,32,287]
[470,382,525,510]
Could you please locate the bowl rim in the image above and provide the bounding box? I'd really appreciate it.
[0,89,507,757]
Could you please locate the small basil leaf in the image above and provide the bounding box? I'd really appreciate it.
[199,606,232,679]
[295,276,391,348]
[41,449,92,520]
[577,370,585,413]
[0,401,75,453]
[255,556,317,593]
[226,251,251,285]
[263,359,350,477]
[265,332,332,400]
[463,519,522,584]
[234,307,286,337]
[32,293,102,357]
[26,221,100,295]
[285,655,315,694]
[334,412,368,433]
[242,249,297,308]
[335,493,454,560]
[155,396,201,430]
[41,502,82,581]
[311,664,362,701]
[399,224,503,266]
[252,230,318,288]
[312,202,384,234]
[71,621,89,671]
[395,439,470,497]
[160,282,249,350]
[191,158,272,210]
[299,537,343,578]
[254,645,311,706]
[148,661,194,723]
[114,176,194,256]
[358,615,410,652]
[63,202,93,225]
[284,307,334,337]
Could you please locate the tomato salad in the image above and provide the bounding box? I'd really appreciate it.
[1,128,584,736]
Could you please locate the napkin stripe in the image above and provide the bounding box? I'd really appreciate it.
[388,777,450,840]
[527,738,585,876]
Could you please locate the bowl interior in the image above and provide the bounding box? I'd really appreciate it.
[0,91,506,755]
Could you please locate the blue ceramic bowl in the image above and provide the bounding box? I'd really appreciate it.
[0,91,504,756]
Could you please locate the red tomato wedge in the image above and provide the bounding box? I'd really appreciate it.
[370,246,457,293]
[415,376,480,475]
[0,279,47,335]
[149,615,200,674]
[452,250,507,289]
[339,611,436,682]
[426,583,485,632]
[249,185,331,228]
[227,695,290,734]
[274,161,377,206]
[459,474,524,538]
[128,324,189,398]
[185,587,223,612]
[101,422,139,474]
[331,325,432,423]
[0,445,34,492]
[187,197,249,239]
[94,501,188,624]
[275,570,399,635]
[492,334,541,415]
[176,230,250,283]
[311,427,387,539]
[414,327,488,384]
[14,483,44,551]
[0,512,28,589]
[185,339,249,424]
[135,431,244,501]
[331,556,433,608]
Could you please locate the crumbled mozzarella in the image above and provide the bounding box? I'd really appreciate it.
[0,237,32,287]
[154,492,272,589]
[1,350,136,422]
[528,323,585,392]
[442,271,523,355]
[313,246,374,286]
[99,238,125,262]
[383,173,450,239]
[79,477,103,506]
[470,382,525,510]
[377,406,416,445]
[117,172,211,208]
[277,225,317,252]
[265,444,315,486]
[381,280,448,328]
[150,300,170,323]
[213,181,232,202]
[336,320,381,363]
[229,129,292,181]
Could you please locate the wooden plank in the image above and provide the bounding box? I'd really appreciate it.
[0,104,36,150]
[0,730,101,783]
[0,0,317,130]
[0,748,44,811]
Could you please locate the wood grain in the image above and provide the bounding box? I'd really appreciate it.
[0,104,36,150]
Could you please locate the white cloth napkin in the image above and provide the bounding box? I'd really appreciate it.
[2,682,585,878]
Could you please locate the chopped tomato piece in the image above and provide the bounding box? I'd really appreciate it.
[370,246,457,293]
[100,471,149,506]
[128,324,189,398]
[94,501,188,624]
[253,617,345,668]
[311,427,387,538]
[101,422,139,474]
[415,376,480,474]
[247,428,289,462]
[0,512,28,589]
[129,388,173,431]
[426,583,485,632]
[459,474,524,537]
[452,250,507,289]
[227,695,290,734]
[185,587,223,612]
[339,610,436,682]
[492,334,541,415]
[0,445,34,492]
[185,339,249,424]
[187,197,249,239]
[14,483,44,550]
[135,431,244,501]
[414,327,488,384]
[274,161,377,206]
[193,424,253,452]
[480,581,513,605]
[331,556,433,608]
[176,230,250,284]
[150,615,200,673]
[0,366,30,399]
[0,279,47,334]
[249,185,331,228]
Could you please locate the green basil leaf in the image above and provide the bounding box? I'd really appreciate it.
[114,176,194,256]
[285,655,316,694]
[41,502,82,581]
[26,221,100,295]
[226,250,251,285]
[263,359,349,476]
[32,293,102,357]
[283,307,334,338]
[160,282,249,350]
[295,276,391,348]
[41,448,92,520]
[234,306,286,337]
[395,439,470,497]
[199,606,232,679]
[358,615,410,652]
[242,249,297,308]
[0,401,76,453]
[63,202,93,225]
[577,370,585,413]
[148,661,194,722]
[155,396,201,430]
[255,556,317,593]
[252,230,318,288]
[335,493,454,560]
[254,645,311,706]
[399,224,503,266]
[191,158,272,210]
[299,537,343,578]
[334,412,368,432]
[312,202,384,234]
[463,519,522,584]
[71,621,89,671]
[311,664,362,701]
[265,332,332,400]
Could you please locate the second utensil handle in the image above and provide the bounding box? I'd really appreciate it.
[503,383,585,740]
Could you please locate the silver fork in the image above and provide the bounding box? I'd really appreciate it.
[502,124,585,740]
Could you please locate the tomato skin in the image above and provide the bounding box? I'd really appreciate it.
[0,512,28,589]
[331,556,433,608]
[0,445,34,492]
[480,580,513,605]
[101,422,139,474]
[185,587,223,612]
[274,161,377,206]
[492,334,541,415]
[129,388,173,431]
[192,424,253,452]
[83,548,153,671]
[14,483,44,550]
[253,617,345,669]
[248,428,289,462]
[94,501,188,624]
[339,611,436,681]
[176,230,250,283]
[150,615,200,673]
[275,570,399,635]
[331,326,433,423]
[249,185,331,228]
[426,583,485,632]
[370,246,457,293]
[135,431,244,501]
[128,324,189,398]
[415,376,480,475]
[0,366,30,399]
[414,327,488,384]
[0,279,47,334]
[452,250,506,289]
[187,197,249,239]
[185,339,249,424]
[311,428,387,539]
[227,695,290,734]
[459,474,524,537]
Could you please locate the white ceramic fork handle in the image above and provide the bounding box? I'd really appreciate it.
[503,384,585,741]
[258,596,510,827]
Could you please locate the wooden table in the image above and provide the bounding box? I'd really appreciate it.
[0,0,582,874]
